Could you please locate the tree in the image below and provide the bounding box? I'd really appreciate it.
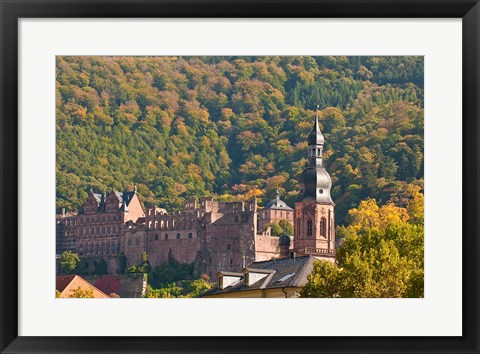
[59,251,80,275]
[278,219,294,235]
[69,286,94,298]
[348,198,409,231]
[264,223,283,236]
[300,222,424,298]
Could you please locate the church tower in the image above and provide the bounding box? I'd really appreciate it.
[294,107,335,256]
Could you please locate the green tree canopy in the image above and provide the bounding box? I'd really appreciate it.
[59,251,80,275]
[300,219,424,298]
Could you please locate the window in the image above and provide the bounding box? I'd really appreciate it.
[307,219,313,236]
[188,233,193,239]
[165,234,169,240]
[113,215,117,221]
[297,220,301,235]
[113,226,117,234]
[320,218,326,237]
[319,189,324,194]
[135,239,140,246]
[230,259,233,265]
[90,228,93,235]
[128,239,132,246]
[235,216,239,223]
[102,227,105,235]
[227,244,231,250]
[176,233,180,239]
[107,227,111,234]
[155,234,159,241]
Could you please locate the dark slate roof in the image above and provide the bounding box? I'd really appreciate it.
[116,191,136,207]
[263,191,294,211]
[203,255,316,296]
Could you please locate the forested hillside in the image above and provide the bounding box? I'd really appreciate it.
[56,56,424,225]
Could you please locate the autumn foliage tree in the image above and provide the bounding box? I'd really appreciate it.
[300,195,424,298]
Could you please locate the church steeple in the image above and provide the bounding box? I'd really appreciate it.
[293,106,336,255]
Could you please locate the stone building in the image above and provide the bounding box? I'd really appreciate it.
[75,188,145,259]
[257,190,294,232]
[57,192,294,278]
[56,210,77,254]
[142,198,286,278]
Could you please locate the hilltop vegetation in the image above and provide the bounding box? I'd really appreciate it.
[56,56,424,225]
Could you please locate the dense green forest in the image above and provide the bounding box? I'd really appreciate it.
[56,56,424,226]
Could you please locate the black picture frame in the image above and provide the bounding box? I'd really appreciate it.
[1,1,478,353]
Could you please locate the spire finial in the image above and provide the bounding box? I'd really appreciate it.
[275,189,280,199]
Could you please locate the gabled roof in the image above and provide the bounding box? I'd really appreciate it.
[56,275,110,298]
[203,256,316,296]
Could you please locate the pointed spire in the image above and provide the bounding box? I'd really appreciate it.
[275,189,280,200]
[308,105,324,146]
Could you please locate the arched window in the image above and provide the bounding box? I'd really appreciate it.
[188,233,193,239]
[307,219,313,236]
[320,218,326,237]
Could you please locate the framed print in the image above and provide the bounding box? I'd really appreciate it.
[1,0,479,353]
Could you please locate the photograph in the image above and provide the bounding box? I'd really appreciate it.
[55,55,424,299]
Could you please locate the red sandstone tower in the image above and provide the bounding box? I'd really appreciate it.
[294,107,335,258]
